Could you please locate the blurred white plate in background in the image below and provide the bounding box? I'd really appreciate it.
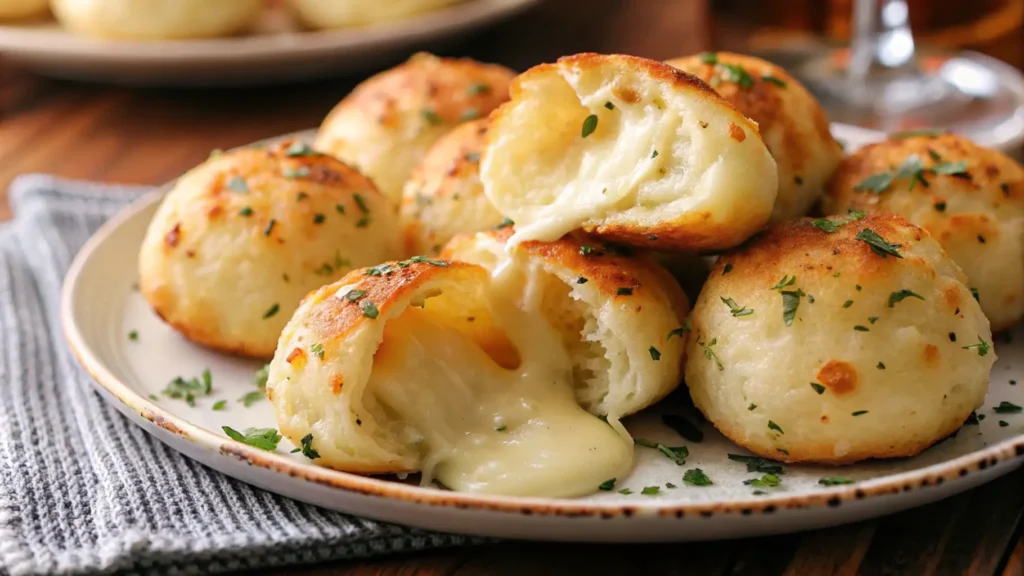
[0,0,538,86]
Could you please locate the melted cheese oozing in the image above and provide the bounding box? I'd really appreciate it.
[365,276,632,497]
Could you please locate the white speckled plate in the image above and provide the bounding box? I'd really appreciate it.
[0,0,538,86]
[61,125,1024,542]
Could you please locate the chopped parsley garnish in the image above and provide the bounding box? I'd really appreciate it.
[335,203,346,214]
[699,337,724,370]
[581,114,599,138]
[313,213,325,224]
[842,300,854,308]
[971,287,981,302]
[353,193,370,214]
[854,172,894,193]
[421,108,442,125]
[965,411,980,425]
[748,403,757,411]
[263,219,277,237]
[721,297,753,317]
[932,161,968,175]
[212,400,227,411]
[222,426,281,451]
[993,401,1022,414]
[285,141,317,157]
[464,152,480,163]
[935,202,947,212]
[310,343,325,360]
[604,101,615,110]
[728,453,784,474]
[810,382,825,394]
[343,289,367,301]
[263,303,279,319]
[768,420,784,434]
[128,330,139,341]
[852,410,869,416]
[869,316,880,324]
[856,228,902,258]
[459,108,479,121]
[467,83,491,96]
[296,433,320,459]
[761,75,787,87]
[641,486,660,495]
[226,175,249,193]
[888,289,924,307]
[811,209,865,233]
[771,275,796,290]
[781,289,804,326]
[649,346,661,361]
[356,216,371,227]
[254,363,270,388]
[576,277,588,284]
[723,263,734,275]
[666,483,677,489]
[239,206,253,216]
[238,390,265,407]
[598,478,616,491]
[495,425,507,432]
[161,369,213,406]
[1000,420,1010,427]
[699,52,718,64]
[718,63,754,88]
[365,264,393,276]
[579,244,595,256]
[282,167,310,179]
[683,468,713,486]
[296,192,309,201]
[662,413,704,442]
[359,299,379,319]
[891,128,943,139]
[618,488,633,495]
[819,477,854,486]
[616,287,634,296]
[877,361,886,369]
[854,326,869,332]
[744,474,781,488]
[494,217,514,229]
[408,255,448,267]
[667,319,692,339]
[634,438,689,465]
[962,336,991,357]
[894,154,929,190]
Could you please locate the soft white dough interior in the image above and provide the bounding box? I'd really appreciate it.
[487,68,721,245]
[364,282,632,497]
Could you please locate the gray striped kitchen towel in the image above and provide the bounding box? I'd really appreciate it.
[0,175,477,576]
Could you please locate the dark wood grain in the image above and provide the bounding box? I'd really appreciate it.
[2,1,1023,574]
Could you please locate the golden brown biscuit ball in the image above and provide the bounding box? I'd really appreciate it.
[685,213,993,464]
[51,0,263,39]
[481,53,778,252]
[267,259,633,497]
[138,140,400,359]
[315,53,515,209]
[399,118,505,256]
[667,52,844,221]
[823,132,1024,331]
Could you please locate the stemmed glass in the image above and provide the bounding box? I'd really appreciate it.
[795,0,1024,151]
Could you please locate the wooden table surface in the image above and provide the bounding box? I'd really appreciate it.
[2,1,1023,574]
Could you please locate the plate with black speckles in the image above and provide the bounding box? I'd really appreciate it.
[61,124,1024,542]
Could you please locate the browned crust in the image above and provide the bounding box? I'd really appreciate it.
[443,227,690,313]
[144,288,276,360]
[320,52,515,130]
[708,213,937,289]
[586,206,768,253]
[667,51,840,174]
[303,259,483,343]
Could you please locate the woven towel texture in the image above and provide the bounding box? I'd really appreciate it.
[0,175,473,576]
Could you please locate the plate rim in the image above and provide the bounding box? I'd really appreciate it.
[0,0,538,62]
[60,125,1024,523]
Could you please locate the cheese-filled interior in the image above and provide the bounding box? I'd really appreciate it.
[363,267,632,497]
[484,65,731,245]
